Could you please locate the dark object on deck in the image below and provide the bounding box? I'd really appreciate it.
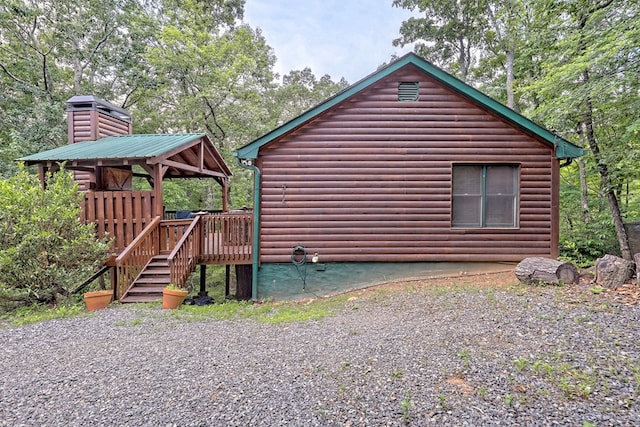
[175,210,194,219]
[184,295,215,306]
[235,265,252,300]
[595,254,635,289]
[515,257,578,285]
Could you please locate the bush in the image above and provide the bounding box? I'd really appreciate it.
[0,166,112,311]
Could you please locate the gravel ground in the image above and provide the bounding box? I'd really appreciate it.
[1,273,639,426]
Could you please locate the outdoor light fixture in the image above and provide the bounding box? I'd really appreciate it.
[311,252,319,263]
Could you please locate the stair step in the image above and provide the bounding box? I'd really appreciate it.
[120,295,162,303]
[127,285,165,294]
[132,282,168,289]
[147,262,169,269]
[142,267,171,276]
[136,277,171,285]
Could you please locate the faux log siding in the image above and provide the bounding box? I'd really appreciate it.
[68,110,131,189]
[69,111,131,143]
[258,66,555,263]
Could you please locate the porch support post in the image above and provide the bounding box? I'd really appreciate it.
[225,264,230,297]
[38,165,46,189]
[199,264,207,297]
[152,164,165,218]
[222,178,228,212]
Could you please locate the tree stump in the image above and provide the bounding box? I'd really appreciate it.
[595,254,635,289]
[635,253,640,286]
[515,257,579,285]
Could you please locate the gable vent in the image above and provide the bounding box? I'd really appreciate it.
[398,81,419,101]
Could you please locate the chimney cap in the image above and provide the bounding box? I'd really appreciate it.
[66,95,132,123]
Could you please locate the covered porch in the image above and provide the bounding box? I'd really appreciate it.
[20,132,253,301]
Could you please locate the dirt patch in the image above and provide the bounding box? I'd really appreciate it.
[339,268,640,307]
[445,376,475,395]
[564,271,640,306]
[350,269,518,297]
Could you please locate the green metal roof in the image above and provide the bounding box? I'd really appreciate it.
[235,53,585,160]
[19,134,205,162]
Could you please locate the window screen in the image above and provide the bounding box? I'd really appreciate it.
[452,165,518,228]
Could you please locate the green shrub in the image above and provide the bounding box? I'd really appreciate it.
[0,166,112,311]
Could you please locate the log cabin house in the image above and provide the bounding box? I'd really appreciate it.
[234,53,585,300]
[19,96,253,302]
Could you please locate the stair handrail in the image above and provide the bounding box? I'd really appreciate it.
[115,216,162,300]
[167,215,202,287]
[71,265,112,294]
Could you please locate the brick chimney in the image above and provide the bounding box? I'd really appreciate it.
[66,95,132,143]
[66,96,133,190]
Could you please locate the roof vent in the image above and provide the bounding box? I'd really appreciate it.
[398,82,419,101]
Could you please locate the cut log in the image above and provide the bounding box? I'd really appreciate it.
[515,257,579,285]
[595,254,635,289]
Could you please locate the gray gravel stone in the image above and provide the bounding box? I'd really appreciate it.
[1,284,639,426]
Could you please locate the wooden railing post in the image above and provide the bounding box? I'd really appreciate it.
[167,216,202,287]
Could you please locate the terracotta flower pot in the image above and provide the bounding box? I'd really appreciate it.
[84,290,113,311]
[162,288,188,309]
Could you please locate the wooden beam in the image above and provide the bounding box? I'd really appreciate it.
[153,164,164,217]
[152,138,201,163]
[201,140,232,176]
[200,141,204,171]
[38,165,46,189]
[159,159,228,179]
[222,179,228,211]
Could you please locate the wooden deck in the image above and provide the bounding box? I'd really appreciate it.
[200,213,252,265]
[103,212,252,301]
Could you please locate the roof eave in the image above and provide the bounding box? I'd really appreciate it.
[234,53,585,160]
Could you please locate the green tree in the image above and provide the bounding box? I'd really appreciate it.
[523,0,640,260]
[392,0,489,81]
[267,68,349,126]
[0,167,112,311]
[0,0,149,176]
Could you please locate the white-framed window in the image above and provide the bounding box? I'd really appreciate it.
[452,164,519,228]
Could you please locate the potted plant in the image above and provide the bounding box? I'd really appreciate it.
[83,289,113,311]
[162,284,189,309]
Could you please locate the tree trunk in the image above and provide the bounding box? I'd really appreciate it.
[574,5,631,260]
[515,257,579,285]
[580,75,632,260]
[595,254,634,289]
[506,43,516,110]
[578,159,590,223]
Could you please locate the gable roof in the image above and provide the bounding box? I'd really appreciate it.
[19,133,232,179]
[235,52,585,160]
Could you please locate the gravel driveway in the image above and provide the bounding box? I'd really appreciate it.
[1,272,639,426]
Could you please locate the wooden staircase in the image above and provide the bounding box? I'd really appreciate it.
[114,213,252,303]
[120,254,171,303]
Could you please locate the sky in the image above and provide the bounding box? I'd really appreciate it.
[243,1,417,84]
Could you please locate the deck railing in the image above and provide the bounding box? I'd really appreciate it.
[115,216,161,300]
[200,213,253,264]
[81,191,156,252]
[167,216,202,286]
[158,219,193,253]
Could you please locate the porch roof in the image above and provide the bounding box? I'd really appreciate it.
[18,133,232,179]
